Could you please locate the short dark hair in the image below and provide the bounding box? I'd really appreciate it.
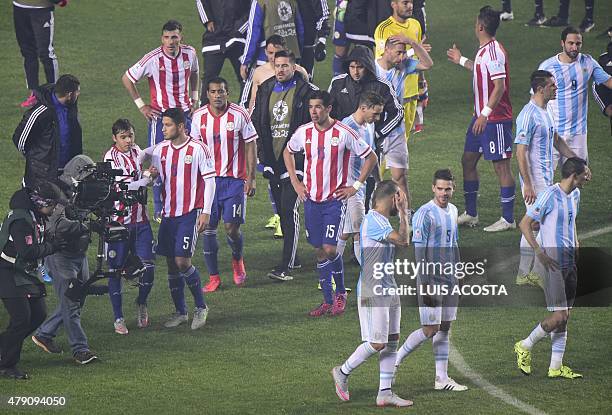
[162,108,185,127]
[530,70,554,92]
[561,157,587,179]
[359,91,384,108]
[266,35,285,48]
[274,50,296,64]
[162,20,183,33]
[112,119,135,136]
[55,74,80,96]
[478,6,501,37]
[372,180,399,209]
[310,90,332,107]
[206,76,228,91]
[433,168,454,185]
[561,26,581,41]
[384,37,405,49]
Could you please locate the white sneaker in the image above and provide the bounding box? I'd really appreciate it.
[483,217,516,232]
[114,318,128,335]
[434,377,468,391]
[332,366,349,401]
[191,307,209,330]
[376,392,413,407]
[457,212,479,227]
[164,312,188,328]
[500,11,514,21]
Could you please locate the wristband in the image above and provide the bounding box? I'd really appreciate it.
[481,105,493,117]
[352,180,363,191]
[459,56,468,67]
[134,98,146,109]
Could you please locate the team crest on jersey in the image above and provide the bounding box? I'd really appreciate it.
[413,228,422,242]
[226,122,235,131]
[183,60,190,69]
[330,136,340,146]
[278,1,293,22]
[273,100,289,122]
[108,250,117,259]
[185,155,193,164]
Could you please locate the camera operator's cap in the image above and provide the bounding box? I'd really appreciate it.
[30,180,68,208]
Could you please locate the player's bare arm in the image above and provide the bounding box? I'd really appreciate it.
[189,70,199,112]
[121,73,161,121]
[283,147,308,202]
[516,144,536,205]
[335,152,378,200]
[519,215,559,271]
[447,44,473,72]
[244,141,257,197]
[472,78,504,135]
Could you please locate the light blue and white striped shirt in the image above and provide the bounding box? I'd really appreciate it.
[412,200,459,271]
[538,53,611,136]
[514,100,555,188]
[358,210,396,297]
[342,115,375,199]
[527,184,580,268]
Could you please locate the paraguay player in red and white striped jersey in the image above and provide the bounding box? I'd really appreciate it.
[447,6,515,233]
[191,77,258,292]
[149,109,216,330]
[103,119,156,335]
[284,90,377,317]
[121,20,200,221]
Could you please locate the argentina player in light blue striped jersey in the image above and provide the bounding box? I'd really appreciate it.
[375,36,433,221]
[514,158,590,380]
[515,70,578,285]
[538,27,612,168]
[395,169,468,392]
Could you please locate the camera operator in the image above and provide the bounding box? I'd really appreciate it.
[0,181,66,380]
[31,155,98,365]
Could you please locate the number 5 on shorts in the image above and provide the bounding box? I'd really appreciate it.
[183,236,190,250]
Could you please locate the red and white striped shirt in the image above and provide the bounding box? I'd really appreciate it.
[103,145,149,225]
[151,138,216,218]
[287,120,373,203]
[472,40,512,122]
[191,103,257,180]
[126,45,199,112]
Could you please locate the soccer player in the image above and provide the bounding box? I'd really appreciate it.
[191,77,257,292]
[514,157,590,379]
[284,90,377,316]
[447,6,516,232]
[103,119,156,335]
[394,169,468,392]
[122,20,200,220]
[375,37,433,219]
[149,109,216,330]
[332,180,412,407]
[338,92,384,264]
[515,71,577,286]
[375,0,426,135]
[538,27,612,168]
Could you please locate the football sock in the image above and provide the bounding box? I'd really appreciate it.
[518,234,534,276]
[168,273,187,315]
[396,328,429,366]
[550,330,567,370]
[108,276,123,320]
[585,0,594,20]
[329,254,346,294]
[136,264,155,305]
[317,259,334,304]
[336,238,347,257]
[464,180,479,217]
[341,342,378,376]
[535,0,544,16]
[433,330,450,380]
[202,229,219,276]
[558,0,570,19]
[333,54,344,76]
[500,186,516,223]
[268,184,277,215]
[522,323,548,350]
[379,340,399,391]
[183,266,206,309]
[353,238,361,265]
[226,232,244,261]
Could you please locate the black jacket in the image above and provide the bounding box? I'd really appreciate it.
[344,0,391,47]
[328,45,404,141]
[0,189,56,298]
[197,0,250,54]
[298,0,331,45]
[12,84,83,189]
[252,74,318,180]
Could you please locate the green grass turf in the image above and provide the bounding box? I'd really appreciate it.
[0,0,611,413]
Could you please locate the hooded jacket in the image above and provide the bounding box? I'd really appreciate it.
[197,0,251,54]
[328,46,404,142]
[12,83,83,189]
